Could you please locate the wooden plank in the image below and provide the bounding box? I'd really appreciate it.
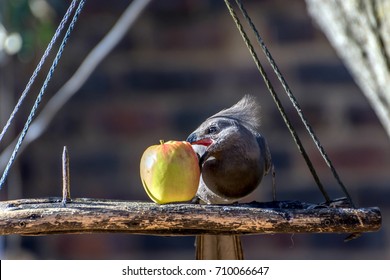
[0,198,381,236]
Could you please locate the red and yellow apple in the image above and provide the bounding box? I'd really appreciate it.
[140,140,200,204]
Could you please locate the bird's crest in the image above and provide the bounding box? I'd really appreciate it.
[208,95,261,130]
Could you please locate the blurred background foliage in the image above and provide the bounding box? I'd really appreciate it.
[0,0,61,63]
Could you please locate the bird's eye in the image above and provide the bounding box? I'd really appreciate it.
[207,125,218,134]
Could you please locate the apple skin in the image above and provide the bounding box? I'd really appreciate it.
[140,140,200,204]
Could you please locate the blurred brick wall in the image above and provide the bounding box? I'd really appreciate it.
[1,0,389,259]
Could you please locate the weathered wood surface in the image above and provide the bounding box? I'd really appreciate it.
[0,197,381,236]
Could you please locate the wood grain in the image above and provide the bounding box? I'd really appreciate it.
[0,198,381,236]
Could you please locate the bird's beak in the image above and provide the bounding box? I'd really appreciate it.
[186,133,213,147]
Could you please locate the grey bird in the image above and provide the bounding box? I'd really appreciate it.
[186,95,273,260]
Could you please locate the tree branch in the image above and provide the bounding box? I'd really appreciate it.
[306,0,390,138]
[0,198,381,236]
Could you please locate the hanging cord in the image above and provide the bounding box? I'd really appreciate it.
[223,0,335,204]
[0,0,151,171]
[232,0,355,208]
[0,0,86,189]
[0,0,78,144]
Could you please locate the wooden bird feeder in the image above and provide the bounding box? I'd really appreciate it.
[0,0,382,258]
[0,147,381,238]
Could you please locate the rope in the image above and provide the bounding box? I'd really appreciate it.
[223,0,330,202]
[0,0,78,144]
[232,0,355,207]
[0,0,86,189]
[0,0,151,172]
[224,0,344,205]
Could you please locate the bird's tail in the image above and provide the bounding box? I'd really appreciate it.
[195,235,244,260]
